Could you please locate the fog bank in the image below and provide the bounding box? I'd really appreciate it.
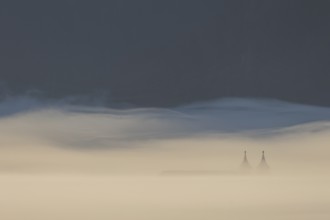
[0,97,330,175]
[1,98,330,220]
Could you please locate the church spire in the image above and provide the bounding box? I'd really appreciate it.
[240,151,252,172]
[257,151,270,172]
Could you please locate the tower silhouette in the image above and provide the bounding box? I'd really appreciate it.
[257,151,270,172]
[240,151,252,172]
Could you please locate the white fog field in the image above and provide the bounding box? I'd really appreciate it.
[1,98,330,219]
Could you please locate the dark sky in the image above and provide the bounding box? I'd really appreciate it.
[1,0,330,107]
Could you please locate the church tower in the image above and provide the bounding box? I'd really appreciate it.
[257,151,270,172]
[240,151,252,172]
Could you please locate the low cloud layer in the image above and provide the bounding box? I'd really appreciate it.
[0,97,330,174]
[1,97,330,220]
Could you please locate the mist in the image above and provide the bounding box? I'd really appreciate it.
[0,97,329,174]
[2,0,330,218]
[1,97,330,219]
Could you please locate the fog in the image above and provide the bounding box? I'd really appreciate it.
[0,97,330,219]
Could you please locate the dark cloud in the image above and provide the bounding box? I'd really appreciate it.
[0,0,330,106]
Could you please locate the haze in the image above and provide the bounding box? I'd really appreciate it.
[0,98,330,219]
[1,0,330,218]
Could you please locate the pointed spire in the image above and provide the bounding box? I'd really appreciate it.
[240,151,252,172]
[258,151,270,172]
